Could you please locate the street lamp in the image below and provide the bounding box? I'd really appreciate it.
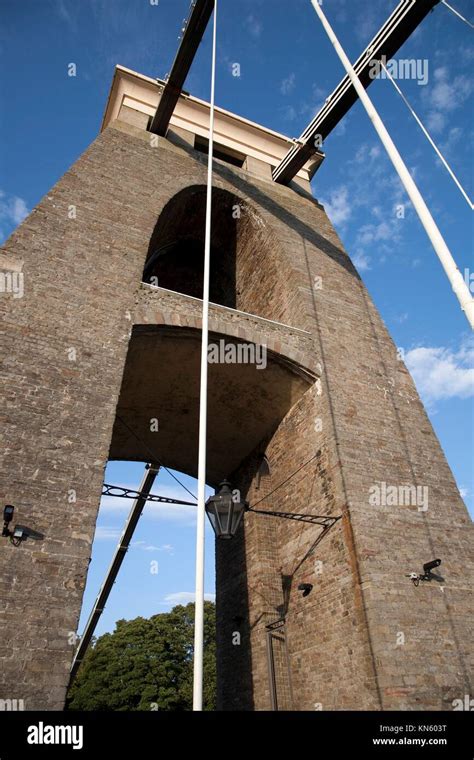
[206,480,340,540]
[205,480,247,540]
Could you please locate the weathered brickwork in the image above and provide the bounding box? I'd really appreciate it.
[0,117,472,711]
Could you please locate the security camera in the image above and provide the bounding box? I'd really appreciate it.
[407,559,442,586]
[9,525,45,546]
[2,505,15,537]
[297,583,313,597]
[14,525,44,541]
[2,505,44,546]
[3,505,14,524]
[423,559,441,574]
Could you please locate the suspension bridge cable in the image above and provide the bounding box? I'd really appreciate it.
[249,452,320,509]
[441,0,474,29]
[310,0,474,329]
[116,414,197,501]
[381,62,473,209]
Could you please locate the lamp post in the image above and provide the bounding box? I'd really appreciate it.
[205,480,339,539]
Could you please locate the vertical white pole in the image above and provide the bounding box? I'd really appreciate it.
[193,0,217,712]
[310,0,474,330]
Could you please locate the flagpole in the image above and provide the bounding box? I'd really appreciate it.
[193,0,217,711]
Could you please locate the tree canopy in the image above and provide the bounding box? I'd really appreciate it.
[66,601,216,711]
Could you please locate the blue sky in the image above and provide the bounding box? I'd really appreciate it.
[0,0,472,637]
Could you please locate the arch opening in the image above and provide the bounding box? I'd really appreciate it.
[108,325,315,486]
[142,185,290,323]
[143,187,239,308]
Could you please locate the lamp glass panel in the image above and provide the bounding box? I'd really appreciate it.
[216,502,231,535]
[230,503,245,535]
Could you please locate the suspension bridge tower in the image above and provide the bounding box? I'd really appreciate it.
[0,25,472,710]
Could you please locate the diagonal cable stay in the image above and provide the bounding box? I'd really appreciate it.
[441,0,474,28]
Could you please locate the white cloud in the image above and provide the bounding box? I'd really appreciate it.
[352,250,371,272]
[356,220,397,246]
[164,591,215,606]
[423,67,473,134]
[94,527,175,554]
[312,84,326,102]
[334,116,348,137]
[132,540,174,553]
[280,73,296,96]
[320,141,413,270]
[298,85,327,121]
[394,312,409,324]
[321,185,351,226]
[354,2,380,43]
[430,67,467,109]
[439,126,463,159]
[94,526,120,541]
[426,111,445,134]
[353,143,384,169]
[280,105,297,122]
[405,338,474,404]
[10,197,28,224]
[56,0,73,25]
[246,14,262,39]
[0,190,29,241]
[459,487,468,500]
[458,45,474,63]
[281,83,330,124]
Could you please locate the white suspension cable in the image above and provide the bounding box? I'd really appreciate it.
[193,0,217,712]
[310,0,474,329]
[441,0,474,29]
[381,62,473,210]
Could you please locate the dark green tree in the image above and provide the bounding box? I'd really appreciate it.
[66,601,216,711]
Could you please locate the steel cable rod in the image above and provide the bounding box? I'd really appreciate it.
[248,506,339,528]
[249,452,320,509]
[381,61,473,209]
[70,464,160,681]
[310,0,474,329]
[102,483,197,506]
[116,414,197,501]
[441,0,474,28]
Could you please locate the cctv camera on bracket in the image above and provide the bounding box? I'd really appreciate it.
[406,559,442,587]
[2,505,44,547]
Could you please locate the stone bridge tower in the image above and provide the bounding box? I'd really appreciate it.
[0,65,472,711]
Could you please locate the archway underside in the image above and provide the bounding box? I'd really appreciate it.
[108,325,315,485]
